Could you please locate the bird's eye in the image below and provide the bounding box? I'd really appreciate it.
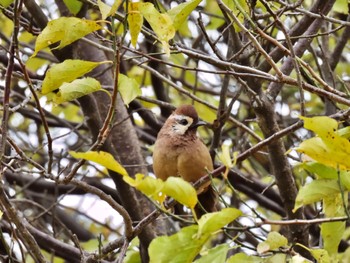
[178,119,189,126]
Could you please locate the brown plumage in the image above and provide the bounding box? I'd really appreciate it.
[153,105,217,218]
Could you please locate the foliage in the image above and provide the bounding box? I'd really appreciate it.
[0,0,350,262]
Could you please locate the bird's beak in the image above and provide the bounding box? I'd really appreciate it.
[189,120,207,129]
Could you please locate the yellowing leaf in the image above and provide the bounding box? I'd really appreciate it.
[197,208,242,237]
[257,232,288,254]
[295,116,350,170]
[217,141,233,168]
[0,0,13,8]
[300,116,338,138]
[309,249,330,263]
[296,244,330,263]
[321,221,345,257]
[98,0,122,20]
[139,3,175,55]
[334,0,348,14]
[33,17,101,57]
[227,252,262,263]
[296,137,350,170]
[118,74,141,106]
[294,179,340,211]
[69,150,128,176]
[149,225,210,263]
[53,77,101,104]
[167,0,202,30]
[320,194,346,257]
[162,177,197,208]
[217,141,237,179]
[124,173,166,203]
[62,0,83,15]
[128,2,143,47]
[290,254,310,263]
[42,60,107,94]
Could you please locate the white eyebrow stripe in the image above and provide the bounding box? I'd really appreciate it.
[172,114,187,120]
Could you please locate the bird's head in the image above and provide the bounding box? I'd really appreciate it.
[167,105,207,136]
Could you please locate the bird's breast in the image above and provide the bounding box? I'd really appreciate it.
[153,137,212,184]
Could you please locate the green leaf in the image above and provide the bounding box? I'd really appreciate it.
[41,60,107,94]
[139,2,175,55]
[333,0,348,14]
[197,208,242,237]
[320,194,346,257]
[62,0,83,15]
[297,243,331,263]
[309,249,330,263]
[128,2,143,47]
[336,126,350,139]
[194,243,229,263]
[257,231,288,254]
[341,247,350,263]
[299,162,339,180]
[227,252,263,263]
[0,0,13,8]
[33,17,101,57]
[98,0,122,20]
[167,0,202,30]
[69,151,128,176]
[149,225,210,263]
[53,77,101,104]
[124,249,141,263]
[118,74,141,106]
[294,179,340,211]
[290,254,311,263]
[321,221,345,257]
[300,162,350,190]
[124,237,141,263]
[222,0,250,32]
[162,177,198,208]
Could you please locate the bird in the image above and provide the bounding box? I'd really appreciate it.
[153,104,217,218]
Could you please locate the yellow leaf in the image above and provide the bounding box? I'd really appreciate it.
[124,173,166,203]
[217,140,234,169]
[128,2,143,47]
[217,140,237,178]
[163,177,197,208]
[296,116,350,170]
[69,150,128,176]
[33,17,101,57]
[139,3,175,55]
[42,60,108,94]
[98,0,122,20]
[53,77,101,104]
[300,116,338,139]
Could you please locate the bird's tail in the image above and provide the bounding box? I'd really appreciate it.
[194,185,218,219]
